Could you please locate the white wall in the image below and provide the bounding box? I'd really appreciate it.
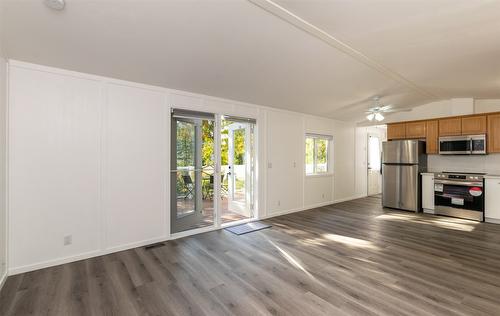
[9,66,102,271]
[475,99,500,114]
[0,59,6,288]
[103,84,168,249]
[0,1,8,288]
[266,110,303,214]
[7,61,360,274]
[332,120,358,201]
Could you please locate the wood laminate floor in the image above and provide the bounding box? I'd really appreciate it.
[2,196,500,315]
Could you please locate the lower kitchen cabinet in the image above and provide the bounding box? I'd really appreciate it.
[485,177,500,223]
[422,173,435,213]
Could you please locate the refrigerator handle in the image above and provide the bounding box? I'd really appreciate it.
[380,151,383,175]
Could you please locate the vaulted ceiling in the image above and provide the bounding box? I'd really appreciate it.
[1,0,500,121]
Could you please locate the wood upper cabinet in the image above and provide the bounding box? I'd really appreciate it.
[461,115,487,135]
[439,117,462,136]
[426,120,439,154]
[405,121,426,139]
[488,114,500,153]
[387,123,406,140]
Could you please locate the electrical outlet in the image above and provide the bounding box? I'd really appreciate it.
[322,193,325,199]
[64,235,72,246]
[268,162,273,169]
[277,200,281,206]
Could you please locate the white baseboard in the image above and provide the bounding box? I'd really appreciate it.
[423,209,435,214]
[261,201,333,219]
[0,269,7,291]
[8,236,169,276]
[261,195,365,220]
[333,194,367,204]
[485,217,500,225]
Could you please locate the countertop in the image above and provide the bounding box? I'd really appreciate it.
[484,174,500,179]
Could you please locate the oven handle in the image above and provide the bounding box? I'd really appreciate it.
[434,180,483,187]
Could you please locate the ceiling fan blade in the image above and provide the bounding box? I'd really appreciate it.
[384,108,412,113]
[378,105,393,111]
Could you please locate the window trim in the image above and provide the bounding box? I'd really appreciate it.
[305,134,333,176]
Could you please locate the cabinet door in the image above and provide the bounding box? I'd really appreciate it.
[426,120,439,154]
[488,114,500,153]
[387,123,406,140]
[462,115,486,135]
[439,117,462,136]
[485,179,500,221]
[422,174,435,211]
[405,121,426,139]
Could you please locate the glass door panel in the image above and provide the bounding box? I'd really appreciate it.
[171,113,215,233]
[220,117,255,224]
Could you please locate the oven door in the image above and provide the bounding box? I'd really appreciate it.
[439,136,471,155]
[434,180,484,212]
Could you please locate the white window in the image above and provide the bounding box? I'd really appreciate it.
[305,134,332,175]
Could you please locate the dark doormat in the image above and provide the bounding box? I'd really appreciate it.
[224,222,271,235]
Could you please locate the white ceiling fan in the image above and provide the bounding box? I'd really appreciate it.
[365,96,410,122]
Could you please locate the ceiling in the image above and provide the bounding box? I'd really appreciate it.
[1,0,499,121]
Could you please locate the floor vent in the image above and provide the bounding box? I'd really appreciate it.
[145,242,166,250]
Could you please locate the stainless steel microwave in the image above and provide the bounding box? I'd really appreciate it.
[439,135,487,155]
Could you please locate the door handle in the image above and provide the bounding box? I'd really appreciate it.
[435,180,483,186]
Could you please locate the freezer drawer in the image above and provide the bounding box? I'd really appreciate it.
[382,164,420,212]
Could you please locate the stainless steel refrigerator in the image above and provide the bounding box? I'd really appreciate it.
[382,140,427,212]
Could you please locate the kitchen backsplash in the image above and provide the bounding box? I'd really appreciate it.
[428,154,500,174]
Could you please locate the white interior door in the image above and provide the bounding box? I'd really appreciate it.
[367,134,382,196]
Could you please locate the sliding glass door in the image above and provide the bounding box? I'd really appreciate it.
[171,110,256,234]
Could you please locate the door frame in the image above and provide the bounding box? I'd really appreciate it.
[367,133,382,196]
[226,121,254,215]
[170,116,213,233]
[170,110,258,237]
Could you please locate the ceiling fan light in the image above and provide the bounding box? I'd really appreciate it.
[366,113,375,121]
[375,113,384,121]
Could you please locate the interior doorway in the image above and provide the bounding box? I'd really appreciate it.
[367,134,382,196]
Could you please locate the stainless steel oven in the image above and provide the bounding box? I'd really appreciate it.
[439,135,486,155]
[434,172,485,221]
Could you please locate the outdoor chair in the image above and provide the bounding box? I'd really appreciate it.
[181,175,194,199]
[205,174,228,199]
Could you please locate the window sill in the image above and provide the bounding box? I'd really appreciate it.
[305,173,334,178]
